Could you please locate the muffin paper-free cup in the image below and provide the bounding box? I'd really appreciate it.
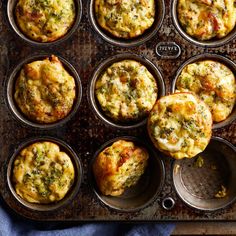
[171,53,236,129]
[7,136,83,212]
[88,136,165,212]
[172,137,236,211]
[7,0,82,47]
[88,0,165,47]
[88,53,165,129]
[6,54,82,129]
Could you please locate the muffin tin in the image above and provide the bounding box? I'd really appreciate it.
[0,0,236,221]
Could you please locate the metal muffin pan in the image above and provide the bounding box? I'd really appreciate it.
[88,53,165,129]
[88,0,165,47]
[7,0,82,47]
[171,0,236,47]
[5,54,82,129]
[7,136,83,212]
[171,53,236,129]
[0,0,236,221]
[88,136,165,212]
[172,137,236,211]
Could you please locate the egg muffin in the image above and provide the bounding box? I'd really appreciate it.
[14,55,76,124]
[15,0,76,42]
[177,0,236,41]
[95,60,158,122]
[93,140,149,196]
[175,60,236,122]
[148,93,212,159]
[95,0,155,38]
[12,141,75,204]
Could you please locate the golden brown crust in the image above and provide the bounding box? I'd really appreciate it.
[15,0,76,42]
[95,0,155,38]
[93,140,149,196]
[176,60,236,122]
[177,0,236,40]
[95,60,157,122]
[12,141,75,204]
[148,93,212,159]
[14,55,76,124]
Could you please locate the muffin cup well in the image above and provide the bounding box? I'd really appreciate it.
[171,53,236,129]
[7,0,82,47]
[88,53,165,129]
[172,137,236,211]
[6,54,82,129]
[7,136,83,212]
[171,0,236,47]
[88,136,165,212]
[88,0,165,47]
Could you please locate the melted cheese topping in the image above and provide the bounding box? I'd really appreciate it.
[93,140,148,196]
[12,142,75,204]
[95,60,157,122]
[14,55,76,124]
[177,0,236,40]
[15,0,76,42]
[176,60,236,122]
[148,93,212,159]
[95,0,155,38]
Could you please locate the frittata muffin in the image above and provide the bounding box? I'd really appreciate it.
[15,0,76,42]
[95,60,158,123]
[93,140,149,196]
[148,93,212,159]
[95,0,155,38]
[12,141,75,203]
[175,60,236,122]
[177,0,236,41]
[14,55,76,124]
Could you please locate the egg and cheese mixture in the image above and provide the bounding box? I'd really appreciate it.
[177,0,236,40]
[95,60,158,122]
[95,0,155,38]
[15,0,76,42]
[176,60,236,122]
[93,140,149,196]
[14,55,76,124]
[148,93,212,159]
[12,142,75,204]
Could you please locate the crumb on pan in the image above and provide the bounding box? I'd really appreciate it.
[215,185,227,198]
[194,156,204,168]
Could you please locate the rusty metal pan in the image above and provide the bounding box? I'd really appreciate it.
[0,0,236,222]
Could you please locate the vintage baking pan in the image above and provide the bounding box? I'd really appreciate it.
[0,0,236,221]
